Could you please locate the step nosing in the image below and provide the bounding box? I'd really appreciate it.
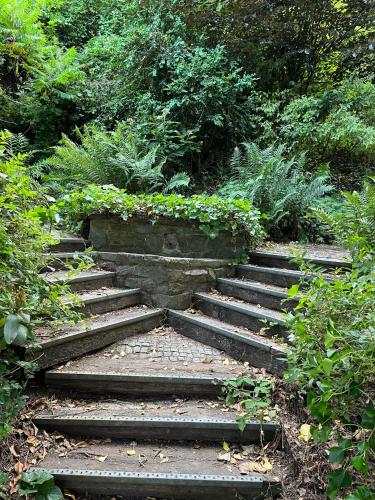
[65,288,140,305]
[33,468,266,484]
[168,310,283,353]
[217,278,288,297]
[45,371,225,382]
[36,309,162,348]
[34,415,278,427]
[237,264,304,277]
[48,271,116,284]
[194,293,285,325]
[249,250,351,267]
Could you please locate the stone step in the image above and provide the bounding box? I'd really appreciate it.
[33,399,279,443]
[194,293,288,340]
[249,250,351,271]
[64,287,140,316]
[44,325,253,396]
[50,237,88,253]
[32,441,281,499]
[236,264,306,288]
[168,310,287,376]
[45,269,116,292]
[27,307,163,370]
[217,278,298,311]
[44,252,90,271]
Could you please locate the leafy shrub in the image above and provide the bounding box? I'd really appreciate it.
[39,122,192,194]
[60,184,265,245]
[0,0,84,150]
[277,78,375,188]
[286,181,375,498]
[218,142,333,240]
[17,470,62,499]
[0,131,78,437]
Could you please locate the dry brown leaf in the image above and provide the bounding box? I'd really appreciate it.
[239,458,273,474]
[9,444,21,457]
[14,462,24,474]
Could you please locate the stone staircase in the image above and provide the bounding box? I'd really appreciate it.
[28,237,350,499]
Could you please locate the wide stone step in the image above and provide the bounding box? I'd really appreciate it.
[33,399,278,443]
[64,287,140,316]
[33,441,281,499]
[44,325,253,396]
[45,269,116,292]
[168,310,287,376]
[236,264,305,288]
[216,278,298,311]
[27,307,163,370]
[194,293,288,340]
[249,250,351,271]
[50,237,88,253]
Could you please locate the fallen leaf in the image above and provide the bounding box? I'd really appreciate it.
[14,462,24,474]
[223,441,231,452]
[223,358,230,365]
[298,424,311,442]
[9,445,21,457]
[239,459,273,474]
[127,449,136,456]
[95,455,107,462]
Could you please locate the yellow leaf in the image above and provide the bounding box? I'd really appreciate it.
[223,358,230,365]
[223,441,230,452]
[127,449,136,456]
[262,458,273,471]
[298,424,311,442]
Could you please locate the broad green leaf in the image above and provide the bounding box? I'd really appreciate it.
[4,314,21,344]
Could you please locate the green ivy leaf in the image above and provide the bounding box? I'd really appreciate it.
[4,314,22,345]
[361,406,375,429]
[350,455,369,474]
[327,469,352,499]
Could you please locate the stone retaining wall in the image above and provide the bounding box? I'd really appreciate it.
[94,252,234,309]
[89,214,247,259]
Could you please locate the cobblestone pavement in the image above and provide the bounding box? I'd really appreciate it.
[105,326,228,364]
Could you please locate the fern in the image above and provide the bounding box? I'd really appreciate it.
[163,172,191,193]
[219,142,333,238]
[39,125,191,194]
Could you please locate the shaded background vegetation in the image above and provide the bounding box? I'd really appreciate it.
[0,0,374,238]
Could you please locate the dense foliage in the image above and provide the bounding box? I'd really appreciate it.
[286,179,375,498]
[218,142,333,239]
[0,132,79,437]
[0,0,373,199]
[60,184,265,244]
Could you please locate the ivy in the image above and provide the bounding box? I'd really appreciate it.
[59,184,266,246]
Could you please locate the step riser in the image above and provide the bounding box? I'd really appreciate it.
[168,313,287,376]
[33,419,277,444]
[194,297,287,340]
[27,313,163,370]
[77,292,140,316]
[217,282,296,311]
[45,375,222,397]
[68,275,116,292]
[236,267,300,288]
[50,241,87,253]
[249,251,351,272]
[37,471,280,500]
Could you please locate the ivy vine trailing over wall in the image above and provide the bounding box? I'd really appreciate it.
[59,184,266,245]
[286,179,375,499]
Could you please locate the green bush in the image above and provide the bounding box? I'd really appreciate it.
[218,142,333,240]
[267,78,375,189]
[59,184,265,245]
[0,131,78,437]
[286,180,375,498]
